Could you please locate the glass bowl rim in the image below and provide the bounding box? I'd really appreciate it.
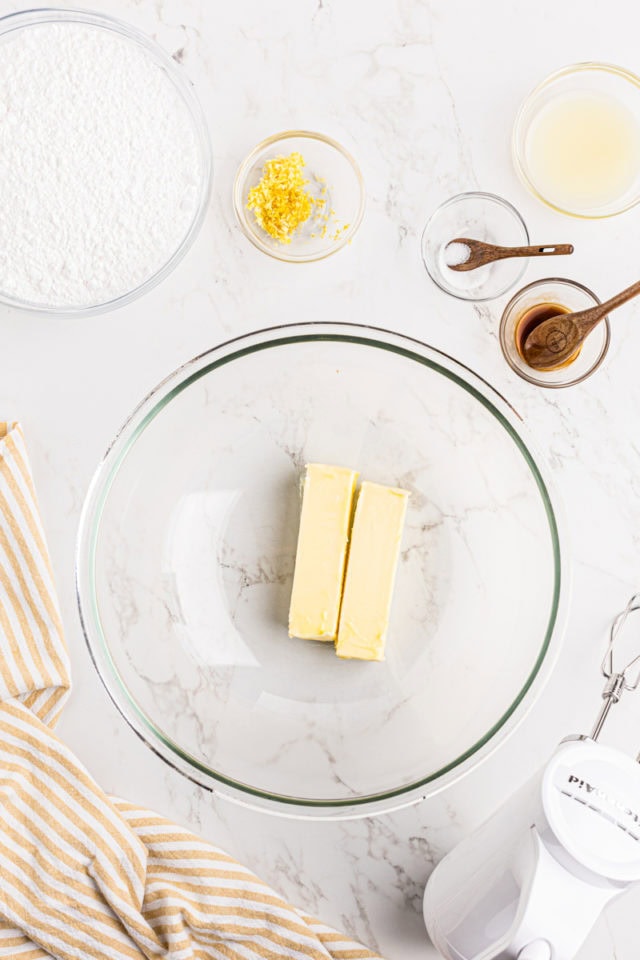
[512,61,640,220]
[499,276,611,388]
[76,321,569,819]
[0,6,212,317]
[232,129,366,263]
[421,191,530,302]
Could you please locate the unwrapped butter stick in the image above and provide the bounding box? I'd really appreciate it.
[336,481,409,661]
[288,464,358,641]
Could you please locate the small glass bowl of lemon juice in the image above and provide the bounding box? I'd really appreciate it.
[513,63,640,218]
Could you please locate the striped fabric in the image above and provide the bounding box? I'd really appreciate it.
[0,423,382,960]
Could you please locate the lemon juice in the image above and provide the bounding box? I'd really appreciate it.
[525,92,640,214]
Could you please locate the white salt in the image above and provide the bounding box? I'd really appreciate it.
[444,241,471,267]
[0,20,204,308]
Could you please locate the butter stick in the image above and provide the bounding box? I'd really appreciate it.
[336,481,409,661]
[289,464,358,641]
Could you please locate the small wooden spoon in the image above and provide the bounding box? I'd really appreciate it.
[446,238,574,272]
[522,278,640,371]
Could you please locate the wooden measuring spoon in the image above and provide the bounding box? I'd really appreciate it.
[522,278,640,371]
[445,238,574,272]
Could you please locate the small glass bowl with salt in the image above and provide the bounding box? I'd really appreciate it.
[421,192,530,301]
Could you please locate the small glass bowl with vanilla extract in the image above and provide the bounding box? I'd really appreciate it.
[499,278,611,387]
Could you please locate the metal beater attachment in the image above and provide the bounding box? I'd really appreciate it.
[590,592,640,745]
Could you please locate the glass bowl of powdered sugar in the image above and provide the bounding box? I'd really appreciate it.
[0,9,211,316]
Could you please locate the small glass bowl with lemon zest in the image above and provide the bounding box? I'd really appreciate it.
[233,130,365,262]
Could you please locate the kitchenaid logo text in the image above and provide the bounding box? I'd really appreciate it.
[567,774,640,826]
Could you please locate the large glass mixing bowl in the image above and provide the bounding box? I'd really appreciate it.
[76,324,567,819]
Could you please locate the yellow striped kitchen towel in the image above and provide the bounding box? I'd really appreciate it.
[0,422,382,960]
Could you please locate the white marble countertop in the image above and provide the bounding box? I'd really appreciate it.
[3,0,640,956]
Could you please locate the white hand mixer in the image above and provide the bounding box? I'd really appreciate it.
[424,593,640,960]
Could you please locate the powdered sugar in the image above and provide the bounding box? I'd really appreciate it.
[0,18,205,308]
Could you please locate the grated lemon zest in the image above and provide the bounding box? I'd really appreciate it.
[246,152,313,244]
[246,151,349,246]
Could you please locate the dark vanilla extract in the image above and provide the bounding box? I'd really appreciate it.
[515,302,581,370]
